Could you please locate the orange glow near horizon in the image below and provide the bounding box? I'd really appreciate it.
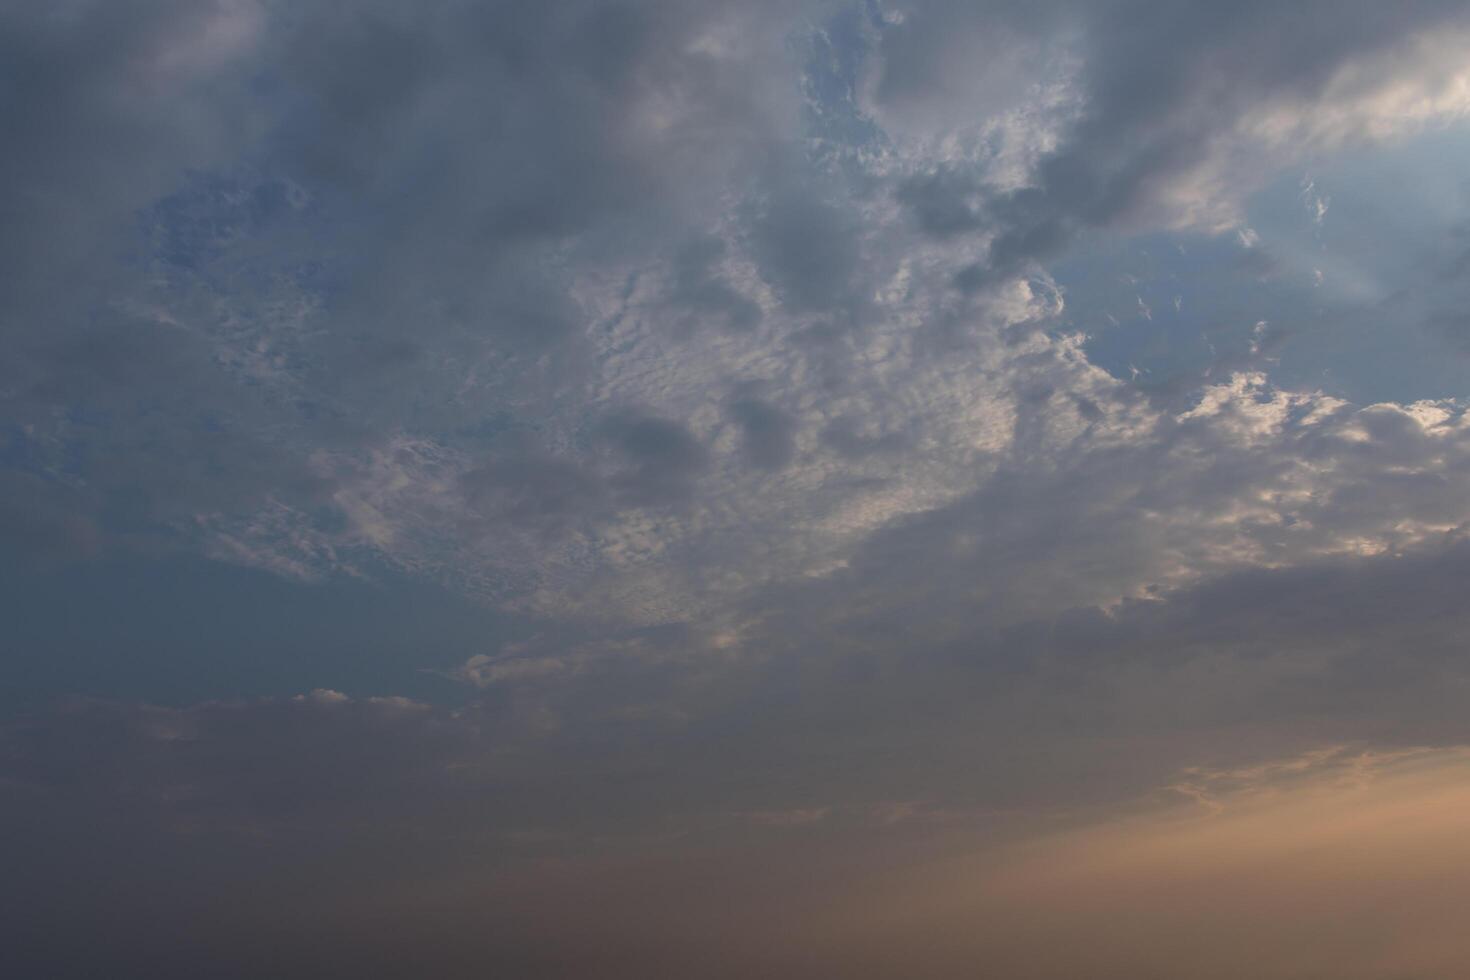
[799,746,1470,979]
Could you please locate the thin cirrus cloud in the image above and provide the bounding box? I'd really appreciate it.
[6,0,1470,976]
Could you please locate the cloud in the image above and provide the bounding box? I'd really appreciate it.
[8,5,1470,972]
[0,0,265,325]
[874,0,1470,268]
[598,409,711,507]
[7,688,1470,978]
[6,0,1470,628]
[728,391,797,470]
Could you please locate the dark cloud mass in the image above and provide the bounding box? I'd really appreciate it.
[7,0,1470,976]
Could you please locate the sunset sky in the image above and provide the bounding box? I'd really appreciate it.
[7,1,1470,976]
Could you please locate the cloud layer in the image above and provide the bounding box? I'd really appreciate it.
[7,1,1470,975]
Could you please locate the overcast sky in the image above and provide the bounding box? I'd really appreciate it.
[8,1,1470,976]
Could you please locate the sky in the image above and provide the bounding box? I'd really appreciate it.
[6,1,1470,976]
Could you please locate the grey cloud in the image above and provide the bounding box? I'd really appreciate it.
[598,410,710,506]
[462,449,605,534]
[820,415,913,459]
[729,394,797,470]
[12,0,1460,595]
[670,236,763,332]
[268,0,796,352]
[5,0,1469,592]
[895,167,986,238]
[3,310,334,554]
[747,180,864,316]
[876,0,1470,275]
[868,0,1070,118]
[1425,309,1470,353]
[786,383,1470,633]
[0,0,263,330]
[0,0,798,577]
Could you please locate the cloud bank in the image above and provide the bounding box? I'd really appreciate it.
[7,0,1470,975]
